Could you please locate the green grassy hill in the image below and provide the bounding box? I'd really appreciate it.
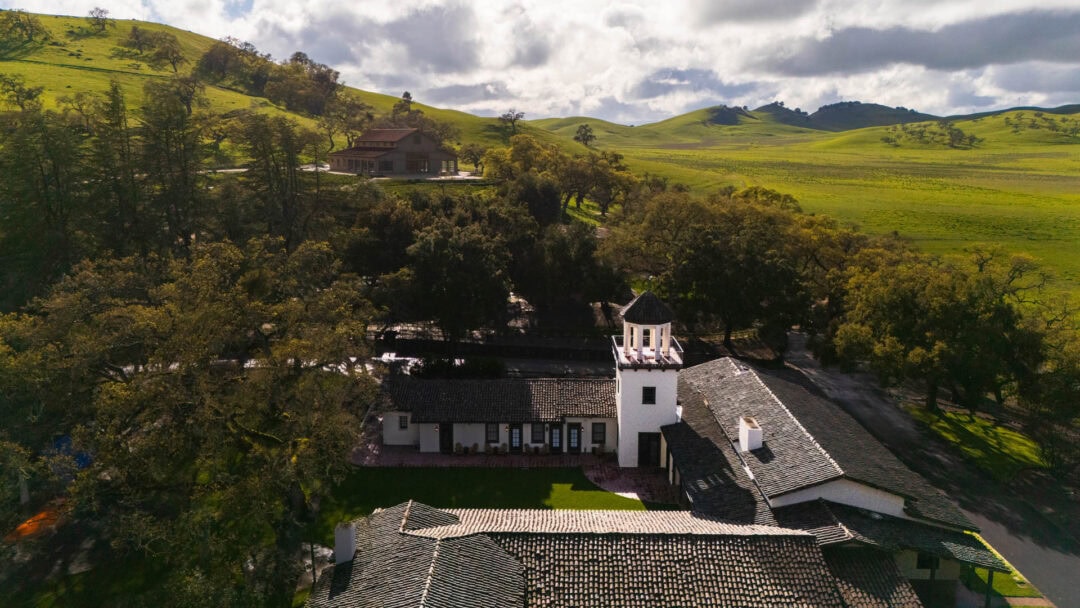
[0,13,531,148]
[582,108,1080,295]
[6,12,1080,295]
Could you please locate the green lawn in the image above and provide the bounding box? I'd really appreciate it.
[960,534,1042,598]
[312,466,651,543]
[903,405,1046,482]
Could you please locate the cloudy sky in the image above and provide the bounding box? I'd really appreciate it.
[8,0,1080,123]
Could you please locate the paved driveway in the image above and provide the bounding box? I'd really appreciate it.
[785,333,1080,608]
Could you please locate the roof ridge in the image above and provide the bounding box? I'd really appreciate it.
[748,370,846,483]
[400,499,414,532]
[819,500,854,543]
[417,538,441,608]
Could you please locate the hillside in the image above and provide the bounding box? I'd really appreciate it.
[0,13,540,149]
[5,12,1080,296]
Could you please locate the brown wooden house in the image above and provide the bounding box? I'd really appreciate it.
[328,128,457,176]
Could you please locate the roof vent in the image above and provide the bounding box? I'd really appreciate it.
[738,416,763,452]
[334,521,357,565]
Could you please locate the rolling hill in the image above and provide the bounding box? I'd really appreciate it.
[4,12,1080,295]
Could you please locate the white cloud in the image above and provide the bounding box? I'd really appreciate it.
[7,0,1080,123]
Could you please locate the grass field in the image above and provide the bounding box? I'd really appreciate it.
[312,466,650,543]
[903,404,1046,482]
[543,110,1080,296]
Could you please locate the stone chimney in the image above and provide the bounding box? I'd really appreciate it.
[738,416,763,452]
[334,521,357,565]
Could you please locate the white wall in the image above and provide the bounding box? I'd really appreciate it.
[454,423,489,451]
[564,417,618,453]
[526,423,546,447]
[895,550,963,580]
[616,367,680,467]
[418,423,440,453]
[768,478,909,518]
[382,412,418,446]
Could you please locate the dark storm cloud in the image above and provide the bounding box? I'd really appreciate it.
[631,68,758,100]
[695,0,820,24]
[993,64,1080,94]
[424,82,512,104]
[760,10,1080,76]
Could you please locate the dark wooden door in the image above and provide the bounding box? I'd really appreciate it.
[439,423,454,454]
[638,432,661,467]
[550,425,562,454]
[567,424,582,454]
[509,424,523,454]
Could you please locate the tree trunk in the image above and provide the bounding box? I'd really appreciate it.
[723,323,734,351]
[926,381,940,412]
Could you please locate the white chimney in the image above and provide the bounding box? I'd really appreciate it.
[334,521,357,565]
[738,416,763,452]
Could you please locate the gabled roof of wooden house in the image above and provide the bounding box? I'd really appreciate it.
[354,128,420,143]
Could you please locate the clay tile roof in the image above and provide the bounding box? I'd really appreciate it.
[492,534,844,607]
[406,508,799,539]
[774,500,1008,572]
[676,358,973,530]
[355,128,418,143]
[384,377,616,423]
[659,384,777,525]
[306,503,525,608]
[620,291,674,325]
[309,502,848,608]
[679,358,844,497]
[824,548,924,608]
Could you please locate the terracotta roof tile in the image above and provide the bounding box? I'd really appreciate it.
[660,383,777,525]
[309,501,848,607]
[385,377,615,423]
[824,547,924,608]
[493,534,845,607]
[774,500,1008,572]
[407,508,801,539]
[676,358,973,530]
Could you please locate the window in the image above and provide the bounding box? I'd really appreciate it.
[592,423,606,444]
[398,415,409,430]
[379,160,393,172]
[916,553,940,570]
[486,423,499,444]
[531,423,545,444]
[642,386,656,404]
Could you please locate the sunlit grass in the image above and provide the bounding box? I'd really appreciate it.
[903,404,1046,482]
[312,466,648,544]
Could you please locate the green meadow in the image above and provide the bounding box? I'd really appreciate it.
[539,109,1080,295]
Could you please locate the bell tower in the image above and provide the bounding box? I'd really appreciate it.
[613,291,683,467]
